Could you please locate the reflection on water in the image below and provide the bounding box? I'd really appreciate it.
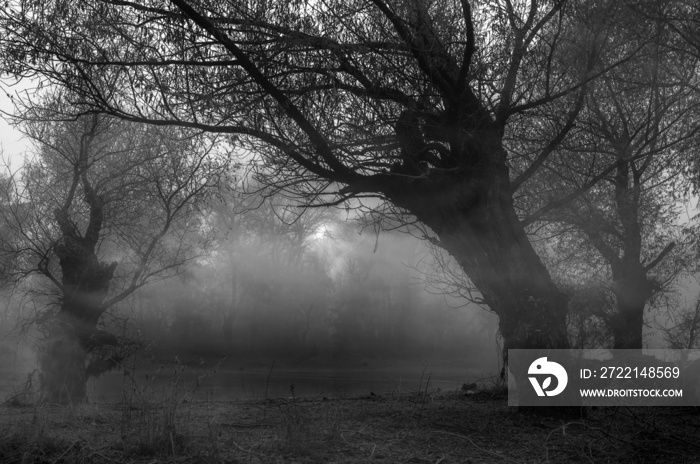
[0,356,496,402]
[88,358,491,402]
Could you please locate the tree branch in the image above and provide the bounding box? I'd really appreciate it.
[644,242,675,272]
[169,0,358,183]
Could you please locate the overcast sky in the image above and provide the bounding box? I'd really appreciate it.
[0,78,31,169]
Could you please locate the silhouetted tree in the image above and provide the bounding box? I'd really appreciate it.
[0,106,226,403]
[0,0,636,356]
[525,6,699,348]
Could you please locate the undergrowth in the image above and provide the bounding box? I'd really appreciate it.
[117,355,222,457]
[2,365,698,463]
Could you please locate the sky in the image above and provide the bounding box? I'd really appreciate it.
[0,78,32,171]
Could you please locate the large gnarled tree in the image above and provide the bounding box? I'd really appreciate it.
[0,106,225,402]
[0,0,659,361]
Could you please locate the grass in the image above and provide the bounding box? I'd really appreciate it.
[2,366,700,463]
[117,355,224,457]
[274,386,344,459]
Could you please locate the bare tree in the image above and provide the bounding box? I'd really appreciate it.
[526,7,699,348]
[0,107,226,403]
[0,0,644,360]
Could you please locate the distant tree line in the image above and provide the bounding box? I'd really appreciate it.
[130,204,491,362]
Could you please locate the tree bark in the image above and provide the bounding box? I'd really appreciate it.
[385,164,574,413]
[39,208,117,404]
[610,263,652,349]
[382,151,570,354]
[39,312,88,404]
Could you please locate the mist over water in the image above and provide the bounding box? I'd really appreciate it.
[88,357,491,402]
[0,218,500,402]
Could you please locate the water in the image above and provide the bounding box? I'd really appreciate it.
[0,355,496,403]
[88,357,491,402]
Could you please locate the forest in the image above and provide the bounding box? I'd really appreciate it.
[0,0,700,462]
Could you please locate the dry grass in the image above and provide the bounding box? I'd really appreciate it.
[2,381,700,463]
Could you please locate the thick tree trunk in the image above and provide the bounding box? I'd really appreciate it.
[39,230,117,404]
[436,201,571,409]
[610,264,651,349]
[610,304,643,349]
[378,140,570,412]
[443,218,570,352]
[607,156,652,350]
[385,160,570,353]
[39,313,88,404]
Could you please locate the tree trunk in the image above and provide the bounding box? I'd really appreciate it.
[39,228,117,404]
[39,313,88,404]
[447,218,570,353]
[610,304,643,350]
[376,140,570,412]
[610,263,651,349]
[385,159,570,353]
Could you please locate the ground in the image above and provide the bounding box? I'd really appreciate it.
[2,387,700,463]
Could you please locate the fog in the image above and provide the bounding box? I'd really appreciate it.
[2,190,697,401]
[0,205,500,400]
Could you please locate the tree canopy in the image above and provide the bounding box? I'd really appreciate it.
[1,0,699,369]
